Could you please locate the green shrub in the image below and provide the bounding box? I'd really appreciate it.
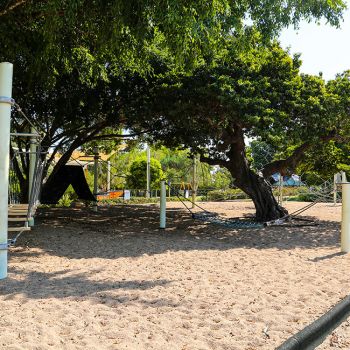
[293,193,319,202]
[56,185,78,207]
[126,158,163,189]
[272,186,308,197]
[57,193,74,207]
[206,188,248,201]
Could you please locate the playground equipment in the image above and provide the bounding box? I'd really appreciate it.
[48,150,130,204]
[170,183,264,229]
[0,62,13,279]
[40,165,96,204]
[0,63,43,275]
[6,93,46,245]
[41,148,125,205]
[170,176,342,229]
[9,133,45,234]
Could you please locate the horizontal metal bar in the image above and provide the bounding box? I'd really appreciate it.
[0,243,8,250]
[14,151,48,154]
[0,96,14,105]
[10,132,40,137]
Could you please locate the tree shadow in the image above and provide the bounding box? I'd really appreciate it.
[12,205,341,261]
[308,251,346,262]
[0,266,173,307]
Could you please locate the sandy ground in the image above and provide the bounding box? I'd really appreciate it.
[1,200,349,349]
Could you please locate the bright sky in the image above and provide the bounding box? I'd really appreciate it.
[279,7,350,81]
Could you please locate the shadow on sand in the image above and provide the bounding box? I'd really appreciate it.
[0,266,172,305]
[2,205,341,303]
[11,204,340,260]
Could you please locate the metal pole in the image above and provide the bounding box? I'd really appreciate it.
[0,62,13,279]
[107,160,111,192]
[10,132,40,137]
[341,182,350,253]
[93,147,99,212]
[192,154,197,208]
[279,173,283,205]
[334,173,337,206]
[160,180,166,229]
[342,171,347,183]
[28,127,37,226]
[28,127,37,200]
[146,146,151,198]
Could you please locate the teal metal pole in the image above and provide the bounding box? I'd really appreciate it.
[0,62,13,279]
[160,181,166,229]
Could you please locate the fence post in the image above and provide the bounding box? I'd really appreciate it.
[192,154,198,208]
[93,147,99,212]
[146,146,151,198]
[0,62,13,279]
[160,181,166,229]
[279,173,283,205]
[341,182,350,253]
[107,160,111,192]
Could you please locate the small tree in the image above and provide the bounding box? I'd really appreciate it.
[126,158,163,190]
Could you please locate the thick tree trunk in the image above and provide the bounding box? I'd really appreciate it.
[233,168,287,222]
[224,125,287,222]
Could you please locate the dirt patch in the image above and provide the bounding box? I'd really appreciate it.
[1,201,348,349]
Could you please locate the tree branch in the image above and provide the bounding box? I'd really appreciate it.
[10,145,25,185]
[200,155,227,167]
[51,121,109,144]
[262,131,340,177]
[0,0,27,16]
[43,138,69,176]
[90,129,152,140]
[47,126,105,180]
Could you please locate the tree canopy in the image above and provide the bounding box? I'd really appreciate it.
[3,0,349,219]
[124,42,350,220]
[0,0,346,82]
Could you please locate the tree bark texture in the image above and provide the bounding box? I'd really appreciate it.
[206,125,288,222]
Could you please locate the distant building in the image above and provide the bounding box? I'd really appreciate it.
[271,173,303,187]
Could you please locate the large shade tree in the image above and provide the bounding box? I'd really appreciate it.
[126,43,348,221]
[0,0,346,79]
[2,0,347,202]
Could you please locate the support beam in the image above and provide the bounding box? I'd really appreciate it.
[191,154,198,208]
[341,182,350,253]
[10,132,40,137]
[28,127,37,226]
[146,146,151,198]
[93,147,99,212]
[0,62,13,279]
[107,160,111,192]
[160,181,166,229]
[279,173,283,205]
[28,127,37,199]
